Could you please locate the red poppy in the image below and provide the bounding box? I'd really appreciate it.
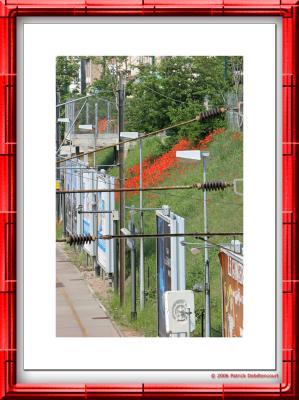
[124,128,225,198]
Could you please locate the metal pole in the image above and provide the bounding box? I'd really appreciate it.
[93,105,99,275]
[107,101,111,133]
[187,307,191,337]
[118,74,126,306]
[131,243,137,320]
[129,209,137,320]
[86,102,89,124]
[62,170,66,238]
[56,92,61,153]
[94,103,98,169]
[92,194,100,276]
[202,153,211,337]
[79,175,83,243]
[139,138,145,310]
[81,58,86,95]
[56,92,61,221]
[69,103,73,160]
[113,219,119,294]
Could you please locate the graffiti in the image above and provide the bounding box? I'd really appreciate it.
[219,250,243,337]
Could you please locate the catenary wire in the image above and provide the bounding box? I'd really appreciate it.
[56,108,225,165]
[145,189,242,207]
[140,84,186,105]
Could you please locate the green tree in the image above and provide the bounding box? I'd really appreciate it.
[125,56,236,144]
[86,56,241,144]
[89,56,129,100]
[56,56,80,102]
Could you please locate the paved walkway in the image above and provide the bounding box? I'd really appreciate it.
[56,244,121,337]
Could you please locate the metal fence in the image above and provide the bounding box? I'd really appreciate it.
[61,159,116,276]
[57,94,118,152]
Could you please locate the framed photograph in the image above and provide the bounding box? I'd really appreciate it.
[0,0,297,398]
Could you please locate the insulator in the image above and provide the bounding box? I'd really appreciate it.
[66,233,95,246]
[193,181,233,192]
[198,107,224,122]
[87,234,93,244]
[78,234,85,245]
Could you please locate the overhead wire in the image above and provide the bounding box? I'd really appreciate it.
[56,108,225,165]
[194,235,243,258]
[141,84,186,105]
[62,169,115,185]
[57,231,243,245]
[56,116,198,164]
[146,188,242,207]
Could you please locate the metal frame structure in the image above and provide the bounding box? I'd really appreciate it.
[156,209,185,337]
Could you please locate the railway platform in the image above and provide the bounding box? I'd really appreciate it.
[56,243,121,337]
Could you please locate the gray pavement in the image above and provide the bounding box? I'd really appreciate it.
[56,244,121,337]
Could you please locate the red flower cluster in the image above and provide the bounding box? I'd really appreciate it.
[195,127,225,150]
[123,127,225,197]
[128,159,151,177]
[125,139,191,193]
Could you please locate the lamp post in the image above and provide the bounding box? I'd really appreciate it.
[120,132,145,310]
[201,151,211,337]
[176,149,211,337]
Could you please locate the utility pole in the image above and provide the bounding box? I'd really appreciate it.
[56,92,61,152]
[129,207,137,320]
[80,58,86,95]
[224,56,228,81]
[118,73,126,306]
[93,103,99,275]
[139,136,145,310]
[113,213,119,294]
[202,152,211,337]
[94,103,98,169]
[56,92,61,221]
[86,102,89,124]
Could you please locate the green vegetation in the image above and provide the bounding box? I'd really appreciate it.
[64,244,91,270]
[88,147,115,169]
[88,56,241,145]
[102,129,243,337]
[56,56,80,102]
[56,220,63,241]
[125,56,233,145]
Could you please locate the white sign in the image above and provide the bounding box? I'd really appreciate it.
[164,290,195,335]
[176,150,201,160]
[79,124,94,131]
[120,131,139,139]
[57,117,70,123]
[97,172,115,274]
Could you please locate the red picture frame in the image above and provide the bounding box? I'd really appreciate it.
[0,0,297,398]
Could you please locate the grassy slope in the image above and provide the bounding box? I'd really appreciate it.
[100,130,243,336]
